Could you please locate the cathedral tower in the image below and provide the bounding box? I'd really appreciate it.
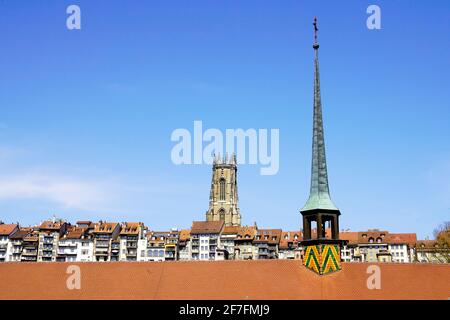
[205,154,241,227]
[300,17,343,275]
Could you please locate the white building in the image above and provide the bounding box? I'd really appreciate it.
[119,222,146,262]
[190,221,224,261]
[57,227,94,262]
[0,224,19,262]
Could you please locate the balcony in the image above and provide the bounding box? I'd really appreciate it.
[58,242,77,247]
[22,250,37,256]
[21,256,37,261]
[96,241,110,248]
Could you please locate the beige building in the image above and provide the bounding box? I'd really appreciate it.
[234,226,257,260]
[205,154,241,226]
[93,222,121,262]
[37,220,68,262]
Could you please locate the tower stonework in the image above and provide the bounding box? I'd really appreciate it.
[300,17,343,275]
[205,154,241,227]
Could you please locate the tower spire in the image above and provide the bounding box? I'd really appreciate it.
[299,17,343,276]
[302,16,338,212]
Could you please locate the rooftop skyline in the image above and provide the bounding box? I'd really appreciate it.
[1,1,449,239]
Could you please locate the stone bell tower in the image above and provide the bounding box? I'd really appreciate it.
[205,154,241,227]
[300,17,343,275]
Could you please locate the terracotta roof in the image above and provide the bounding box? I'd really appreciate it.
[0,224,18,236]
[93,222,120,234]
[120,222,142,235]
[179,229,190,242]
[339,232,359,245]
[254,229,282,244]
[76,221,95,228]
[0,261,448,300]
[415,240,448,249]
[358,230,389,244]
[39,221,65,231]
[388,233,417,246]
[191,221,224,234]
[235,226,257,240]
[279,231,302,249]
[9,229,31,240]
[62,227,88,240]
[222,226,240,235]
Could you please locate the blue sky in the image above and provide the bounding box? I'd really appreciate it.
[0,1,449,239]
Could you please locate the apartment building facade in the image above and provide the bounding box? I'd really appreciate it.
[234,226,257,260]
[37,220,68,262]
[190,221,224,261]
[178,229,191,261]
[0,224,19,262]
[146,231,166,262]
[119,222,145,262]
[278,231,301,260]
[21,231,39,262]
[93,222,121,262]
[57,226,94,262]
[254,229,282,260]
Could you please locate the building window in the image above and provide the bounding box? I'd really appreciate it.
[219,178,226,200]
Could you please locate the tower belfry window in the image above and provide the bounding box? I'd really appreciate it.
[219,178,226,200]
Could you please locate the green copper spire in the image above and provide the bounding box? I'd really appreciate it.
[302,17,338,212]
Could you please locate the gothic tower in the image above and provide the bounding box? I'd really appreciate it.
[300,17,343,275]
[205,154,241,227]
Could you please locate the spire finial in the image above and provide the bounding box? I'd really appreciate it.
[313,16,319,49]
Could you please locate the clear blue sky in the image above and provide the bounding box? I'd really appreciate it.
[0,1,449,239]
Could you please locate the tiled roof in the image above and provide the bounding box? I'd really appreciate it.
[0,261,449,300]
[39,221,65,231]
[222,226,240,235]
[191,221,224,234]
[254,229,282,244]
[358,230,389,244]
[9,229,31,240]
[339,232,359,245]
[235,226,256,240]
[0,224,18,236]
[93,222,120,234]
[279,231,302,249]
[179,229,190,242]
[388,233,417,246]
[76,221,95,229]
[62,227,88,240]
[120,222,142,235]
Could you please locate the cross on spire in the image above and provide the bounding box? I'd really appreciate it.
[313,17,319,47]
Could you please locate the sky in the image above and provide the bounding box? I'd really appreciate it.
[0,0,449,239]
